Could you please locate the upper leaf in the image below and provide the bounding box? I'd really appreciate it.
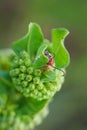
[52,28,70,68]
[12,23,70,69]
[28,23,44,58]
[12,33,29,55]
[33,42,49,69]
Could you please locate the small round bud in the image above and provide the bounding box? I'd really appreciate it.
[17,79,21,85]
[37,83,44,90]
[33,90,38,95]
[10,70,15,77]
[20,51,29,59]
[19,73,25,80]
[34,69,41,76]
[12,78,17,84]
[24,58,31,67]
[46,91,51,96]
[20,66,26,73]
[29,83,35,90]
[18,59,24,65]
[10,68,20,77]
[26,75,32,82]
[22,81,28,87]
[10,55,64,101]
[42,88,47,94]
[14,68,20,75]
[33,77,40,84]
[38,92,42,97]
[45,83,52,90]
[12,78,21,85]
[25,88,30,93]
[12,60,19,68]
[27,67,33,74]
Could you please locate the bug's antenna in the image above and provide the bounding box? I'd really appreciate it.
[52,66,65,76]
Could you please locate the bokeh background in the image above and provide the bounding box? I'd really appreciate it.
[0,0,87,130]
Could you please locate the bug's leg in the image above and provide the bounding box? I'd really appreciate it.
[52,66,65,76]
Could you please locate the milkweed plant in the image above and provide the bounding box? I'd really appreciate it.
[0,23,70,130]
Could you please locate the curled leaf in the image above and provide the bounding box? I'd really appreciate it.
[12,33,29,55]
[52,28,70,68]
[28,23,44,58]
[33,42,49,69]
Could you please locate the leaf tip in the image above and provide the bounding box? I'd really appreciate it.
[52,28,69,40]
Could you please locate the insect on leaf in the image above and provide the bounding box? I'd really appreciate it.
[33,43,49,69]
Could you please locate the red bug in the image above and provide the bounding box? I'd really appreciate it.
[44,50,65,75]
[44,50,54,66]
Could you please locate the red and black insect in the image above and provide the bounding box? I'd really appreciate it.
[44,50,54,67]
[44,50,65,75]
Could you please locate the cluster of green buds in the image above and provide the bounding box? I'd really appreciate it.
[10,50,64,101]
[0,23,70,130]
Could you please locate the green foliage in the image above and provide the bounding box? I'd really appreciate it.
[0,23,70,130]
[52,28,70,68]
[10,51,64,100]
[28,23,44,58]
[12,23,70,69]
[12,33,29,55]
[33,43,49,68]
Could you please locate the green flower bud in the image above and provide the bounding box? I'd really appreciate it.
[14,68,20,75]
[11,60,19,68]
[12,78,17,83]
[19,73,25,80]
[10,70,15,77]
[34,69,41,76]
[33,89,38,95]
[20,66,26,73]
[46,91,51,96]
[26,75,32,82]
[10,49,64,101]
[37,83,44,90]
[10,68,20,77]
[27,67,33,74]
[29,83,35,91]
[17,79,21,85]
[25,88,30,93]
[18,59,24,65]
[12,78,21,85]
[22,81,28,87]
[33,77,40,84]
[23,90,30,97]
[24,58,31,67]
[38,92,42,97]
[20,51,29,59]
[42,88,47,94]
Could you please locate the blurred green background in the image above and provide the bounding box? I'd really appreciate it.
[0,0,87,130]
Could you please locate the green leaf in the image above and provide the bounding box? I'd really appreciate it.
[12,33,29,55]
[52,28,70,68]
[33,43,49,69]
[42,71,56,82]
[16,97,48,117]
[28,23,44,58]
